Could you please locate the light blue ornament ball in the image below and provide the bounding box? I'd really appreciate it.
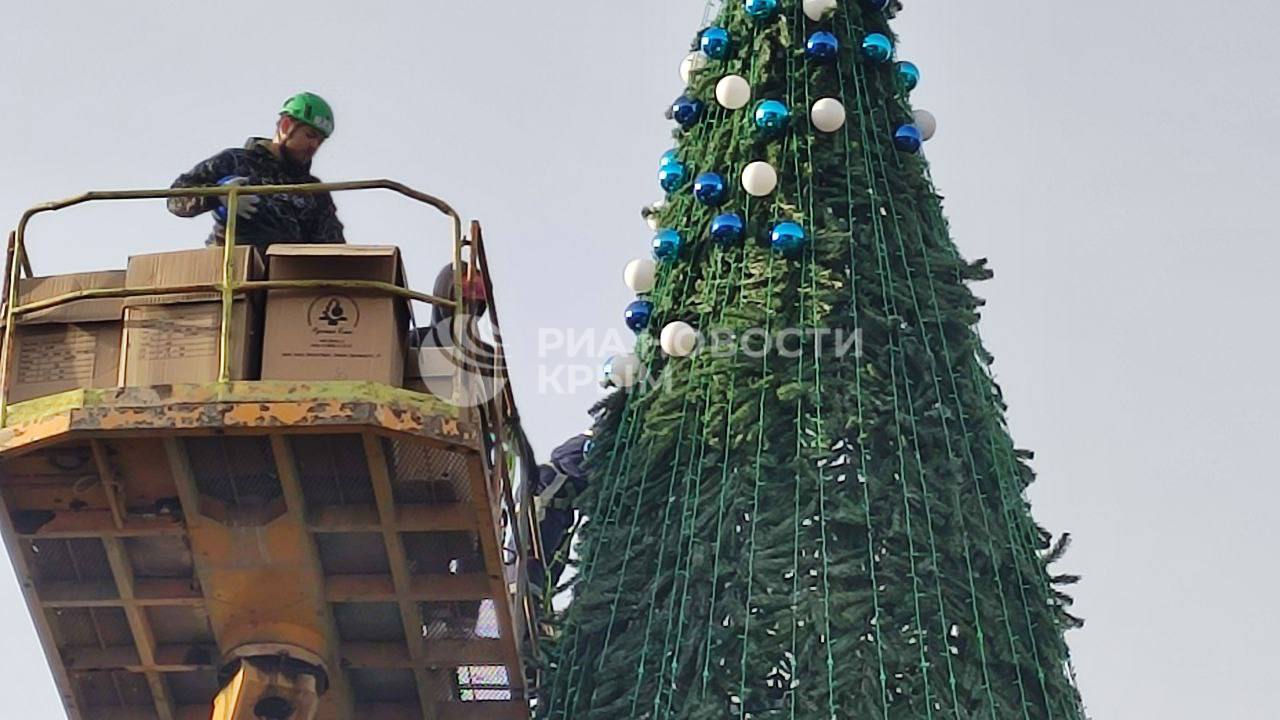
[700,27,732,60]
[659,161,688,193]
[754,100,791,135]
[744,0,780,20]
[652,229,684,262]
[896,61,920,91]
[893,123,923,153]
[660,149,679,169]
[671,95,705,128]
[710,213,746,246]
[861,33,893,63]
[694,172,728,206]
[806,31,840,62]
[624,300,655,333]
[770,221,808,257]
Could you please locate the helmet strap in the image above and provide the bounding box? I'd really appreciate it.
[275,117,297,146]
[274,119,309,169]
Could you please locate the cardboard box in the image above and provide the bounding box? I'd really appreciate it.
[121,247,264,385]
[261,245,409,384]
[4,270,125,403]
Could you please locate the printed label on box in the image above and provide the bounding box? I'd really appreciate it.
[277,295,380,359]
[128,309,218,361]
[16,326,97,384]
[307,294,360,337]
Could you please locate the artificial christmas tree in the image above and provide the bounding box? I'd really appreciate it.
[542,1,1086,718]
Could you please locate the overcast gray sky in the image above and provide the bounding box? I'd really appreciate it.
[1,1,1276,717]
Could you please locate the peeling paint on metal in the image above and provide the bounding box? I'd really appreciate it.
[0,381,475,453]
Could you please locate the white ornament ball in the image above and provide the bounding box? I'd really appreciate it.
[810,97,846,133]
[608,353,644,388]
[715,75,752,110]
[680,52,710,85]
[802,0,839,22]
[624,258,657,294]
[913,109,937,141]
[741,161,779,197]
[660,321,699,358]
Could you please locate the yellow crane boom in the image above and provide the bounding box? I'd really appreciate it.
[0,183,540,720]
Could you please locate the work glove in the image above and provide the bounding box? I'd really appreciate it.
[213,175,260,222]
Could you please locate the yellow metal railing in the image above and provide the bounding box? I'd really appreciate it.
[0,180,466,422]
[0,177,545,674]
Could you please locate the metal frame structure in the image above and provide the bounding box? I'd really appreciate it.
[1,180,467,419]
[0,183,543,720]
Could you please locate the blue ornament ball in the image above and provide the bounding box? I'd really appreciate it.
[893,123,923,153]
[693,172,728,206]
[659,149,679,169]
[671,95,704,128]
[896,61,920,91]
[861,33,894,63]
[754,100,791,135]
[700,27,732,60]
[710,213,746,246]
[658,161,688,193]
[652,229,684,262]
[624,300,655,333]
[744,0,780,20]
[770,222,808,257]
[806,31,840,63]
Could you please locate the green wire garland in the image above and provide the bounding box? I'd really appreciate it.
[539,2,1087,718]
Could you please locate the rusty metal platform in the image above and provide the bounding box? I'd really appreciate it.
[0,381,535,720]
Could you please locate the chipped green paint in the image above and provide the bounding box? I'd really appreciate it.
[1,388,93,427]
[3,380,460,428]
[0,394,478,455]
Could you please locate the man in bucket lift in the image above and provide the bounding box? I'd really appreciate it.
[168,92,346,249]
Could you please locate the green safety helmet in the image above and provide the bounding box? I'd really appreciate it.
[280,92,335,138]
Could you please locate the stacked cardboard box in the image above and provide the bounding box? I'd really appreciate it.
[121,246,264,385]
[261,245,409,384]
[5,270,125,403]
[3,243,425,402]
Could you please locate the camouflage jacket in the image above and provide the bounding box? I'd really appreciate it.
[168,137,345,248]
